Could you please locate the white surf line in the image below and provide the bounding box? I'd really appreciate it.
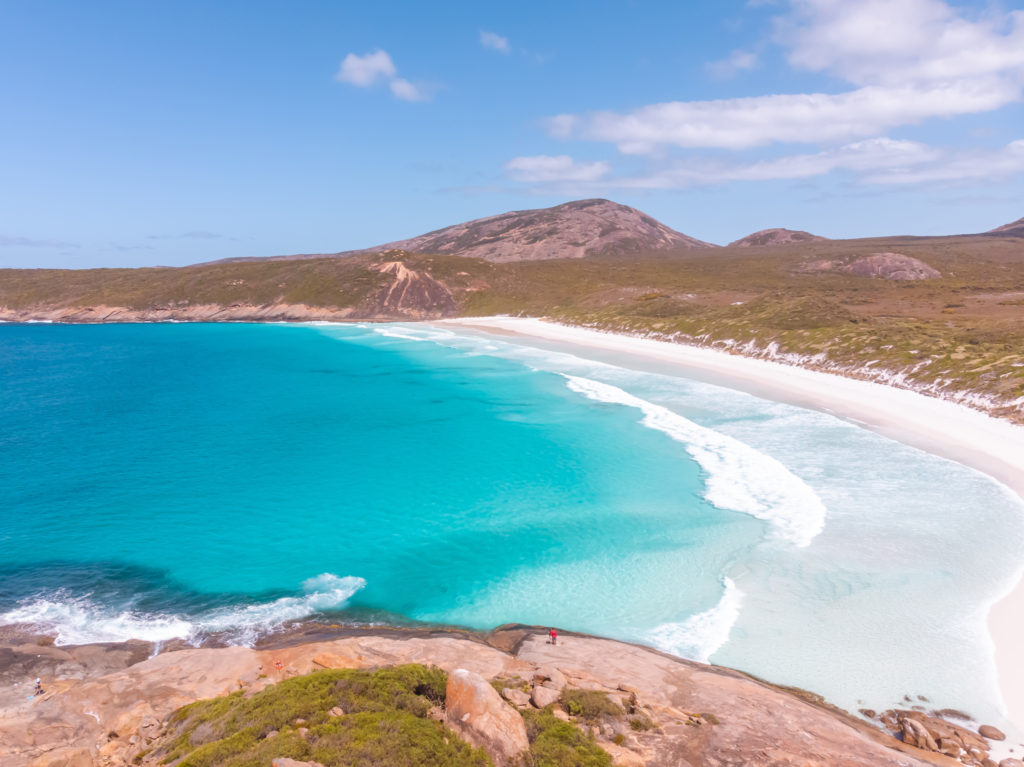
[647,577,744,663]
[0,573,366,647]
[562,374,826,548]
[432,316,1024,729]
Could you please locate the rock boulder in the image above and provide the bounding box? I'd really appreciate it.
[501,687,530,707]
[531,684,561,708]
[445,668,529,767]
[979,724,1006,741]
[534,666,568,690]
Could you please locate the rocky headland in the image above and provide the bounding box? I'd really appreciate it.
[1,625,1017,767]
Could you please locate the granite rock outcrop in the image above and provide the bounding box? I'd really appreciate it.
[444,667,530,766]
[0,626,1014,767]
[797,252,941,280]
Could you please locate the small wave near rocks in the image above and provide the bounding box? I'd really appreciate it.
[0,573,366,647]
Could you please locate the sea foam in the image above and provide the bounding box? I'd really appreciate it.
[647,577,743,662]
[0,573,365,647]
[355,324,828,546]
[563,375,827,547]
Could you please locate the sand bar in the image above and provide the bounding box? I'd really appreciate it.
[434,315,1024,729]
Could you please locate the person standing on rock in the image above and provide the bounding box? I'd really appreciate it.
[549,628,557,645]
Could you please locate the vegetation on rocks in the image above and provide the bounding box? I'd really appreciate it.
[558,690,623,722]
[150,667,633,767]
[521,708,612,767]
[155,665,490,767]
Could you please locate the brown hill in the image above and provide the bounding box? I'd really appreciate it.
[346,198,716,262]
[989,216,1024,237]
[729,228,827,247]
[252,199,715,264]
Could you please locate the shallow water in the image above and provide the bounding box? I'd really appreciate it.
[1,322,1021,725]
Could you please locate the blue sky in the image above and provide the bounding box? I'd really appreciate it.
[1,0,1023,268]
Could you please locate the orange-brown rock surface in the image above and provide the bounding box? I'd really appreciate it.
[445,667,530,766]
[0,626,1005,767]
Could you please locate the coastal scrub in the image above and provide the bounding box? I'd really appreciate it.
[156,665,490,767]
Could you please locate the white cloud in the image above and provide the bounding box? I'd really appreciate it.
[504,155,610,183]
[718,138,938,181]
[548,0,1024,152]
[612,138,939,188]
[505,138,1024,191]
[780,0,1024,87]
[335,49,430,102]
[707,49,759,78]
[480,31,510,54]
[863,139,1024,184]
[554,79,1017,152]
[335,50,396,87]
[389,78,426,102]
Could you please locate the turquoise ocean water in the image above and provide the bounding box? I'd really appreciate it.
[1,322,1022,725]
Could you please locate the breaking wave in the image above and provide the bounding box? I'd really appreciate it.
[0,573,365,647]
[563,375,827,547]
[646,577,743,663]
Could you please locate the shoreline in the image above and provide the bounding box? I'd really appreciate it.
[2,316,1022,745]
[0,623,968,767]
[433,315,1024,730]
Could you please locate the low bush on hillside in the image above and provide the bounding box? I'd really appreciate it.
[521,708,612,767]
[156,664,490,767]
[558,690,623,722]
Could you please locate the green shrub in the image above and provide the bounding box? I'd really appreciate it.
[559,690,623,722]
[522,708,612,767]
[158,665,489,767]
[308,712,489,767]
[628,714,653,731]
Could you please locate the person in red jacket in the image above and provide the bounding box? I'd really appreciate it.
[549,628,557,645]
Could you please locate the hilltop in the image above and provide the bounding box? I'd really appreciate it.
[729,228,827,247]
[223,199,715,264]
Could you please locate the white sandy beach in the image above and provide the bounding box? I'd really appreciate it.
[436,315,1024,730]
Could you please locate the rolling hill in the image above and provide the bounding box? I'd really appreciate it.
[1,201,1022,421]
[220,199,715,264]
